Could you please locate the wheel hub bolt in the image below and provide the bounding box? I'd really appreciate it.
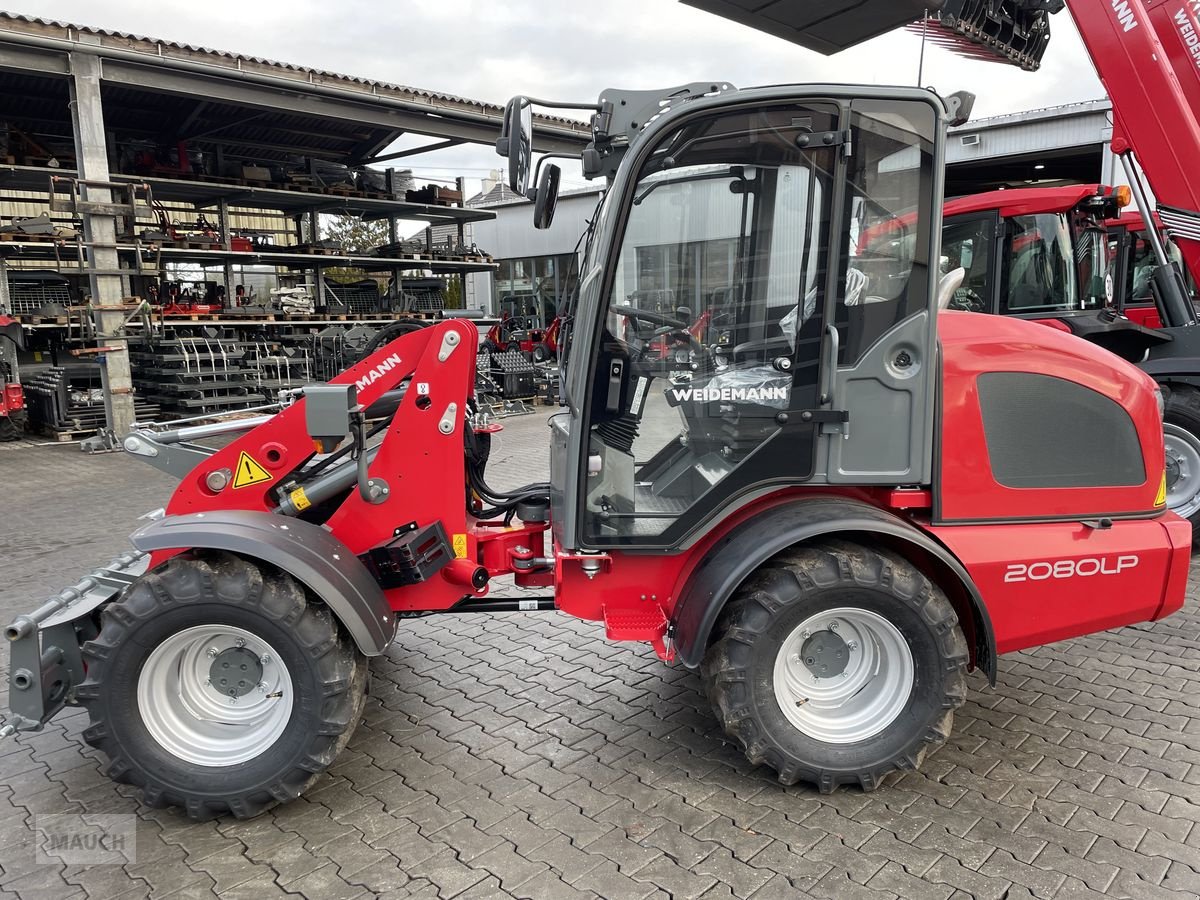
[206,647,218,658]
[260,655,271,665]
[235,638,246,649]
[799,628,851,678]
[829,621,839,632]
[209,646,265,699]
[847,641,858,651]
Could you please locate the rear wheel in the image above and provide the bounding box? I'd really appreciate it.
[1163,385,1200,546]
[0,411,23,441]
[702,540,968,792]
[78,552,368,820]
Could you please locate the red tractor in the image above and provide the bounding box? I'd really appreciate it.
[2,75,1188,819]
[1106,209,1199,329]
[0,314,26,441]
[485,313,560,362]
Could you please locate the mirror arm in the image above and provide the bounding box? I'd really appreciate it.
[530,153,580,198]
[520,97,604,113]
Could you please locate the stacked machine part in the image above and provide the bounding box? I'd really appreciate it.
[488,348,537,400]
[24,365,159,438]
[128,328,311,417]
[682,0,1060,71]
[913,1,1062,72]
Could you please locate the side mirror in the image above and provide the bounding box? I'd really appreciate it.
[532,164,561,230]
[497,97,533,196]
[945,90,976,128]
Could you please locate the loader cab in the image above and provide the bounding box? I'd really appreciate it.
[1107,214,1198,329]
[937,185,1122,321]
[505,85,948,550]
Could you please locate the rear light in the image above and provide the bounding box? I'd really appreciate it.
[1115,185,1133,208]
[1154,388,1165,422]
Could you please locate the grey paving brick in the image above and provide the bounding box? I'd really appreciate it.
[866,861,955,900]
[691,846,775,899]
[569,860,659,900]
[405,846,488,898]
[469,840,551,891]
[746,841,830,891]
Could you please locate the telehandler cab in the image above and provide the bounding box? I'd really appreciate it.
[0,80,1189,819]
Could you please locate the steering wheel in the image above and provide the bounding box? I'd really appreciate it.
[612,305,687,329]
[613,304,713,372]
[948,287,985,313]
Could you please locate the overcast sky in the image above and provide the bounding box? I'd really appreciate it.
[15,0,1107,193]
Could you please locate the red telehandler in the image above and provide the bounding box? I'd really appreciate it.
[0,10,1190,820]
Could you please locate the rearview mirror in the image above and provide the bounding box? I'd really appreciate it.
[497,97,533,196]
[533,163,561,230]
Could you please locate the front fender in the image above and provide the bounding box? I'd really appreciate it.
[129,511,396,656]
[671,498,996,683]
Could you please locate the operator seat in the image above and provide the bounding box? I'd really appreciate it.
[937,268,966,310]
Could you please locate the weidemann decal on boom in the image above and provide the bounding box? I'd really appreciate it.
[355,353,402,391]
[1175,3,1200,70]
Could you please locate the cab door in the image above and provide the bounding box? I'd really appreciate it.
[825,99,942,484]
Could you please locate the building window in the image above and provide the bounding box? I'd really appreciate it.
[493,252,580,325]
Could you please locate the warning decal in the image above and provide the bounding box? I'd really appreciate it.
[232,451,273,489]
[452,533,468,558]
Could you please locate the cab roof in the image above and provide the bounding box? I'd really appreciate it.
[944,184,1109,219]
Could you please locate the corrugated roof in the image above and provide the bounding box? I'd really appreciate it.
[951,98,1111,133]
[0,12,589,131]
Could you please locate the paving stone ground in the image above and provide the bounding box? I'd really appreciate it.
[2,408,1200,899]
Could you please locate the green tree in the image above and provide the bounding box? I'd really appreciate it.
[321,214,389,254]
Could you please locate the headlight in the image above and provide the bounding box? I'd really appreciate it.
[1154,388,1165,422]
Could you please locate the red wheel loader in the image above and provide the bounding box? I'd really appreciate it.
[0,314,26,442]
[0,18,1191,820]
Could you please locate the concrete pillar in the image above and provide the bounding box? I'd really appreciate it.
[69,51,135,436]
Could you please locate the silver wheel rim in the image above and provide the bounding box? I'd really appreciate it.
[136,624,293,766]
[773,607,914,744]
[1164,423,1200,521]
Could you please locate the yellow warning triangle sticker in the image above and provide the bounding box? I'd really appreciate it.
[232,451,273,489]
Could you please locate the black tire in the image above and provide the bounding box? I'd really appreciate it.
[0,413,20,441]
[1162,384,1200,548]
[702,539,968,793]
[78,552,368,820]
[532,344,550,364]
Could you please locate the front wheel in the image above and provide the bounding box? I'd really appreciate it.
[702,540,968,792]
[1163,385,1200,546]
[78,552,368,820]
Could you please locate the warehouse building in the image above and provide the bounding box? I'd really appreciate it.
[0,13,588,439]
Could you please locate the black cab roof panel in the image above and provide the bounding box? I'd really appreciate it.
[681,0,936,55]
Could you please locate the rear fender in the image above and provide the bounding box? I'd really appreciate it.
[671,498,996,683]
[129,510,396,655]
